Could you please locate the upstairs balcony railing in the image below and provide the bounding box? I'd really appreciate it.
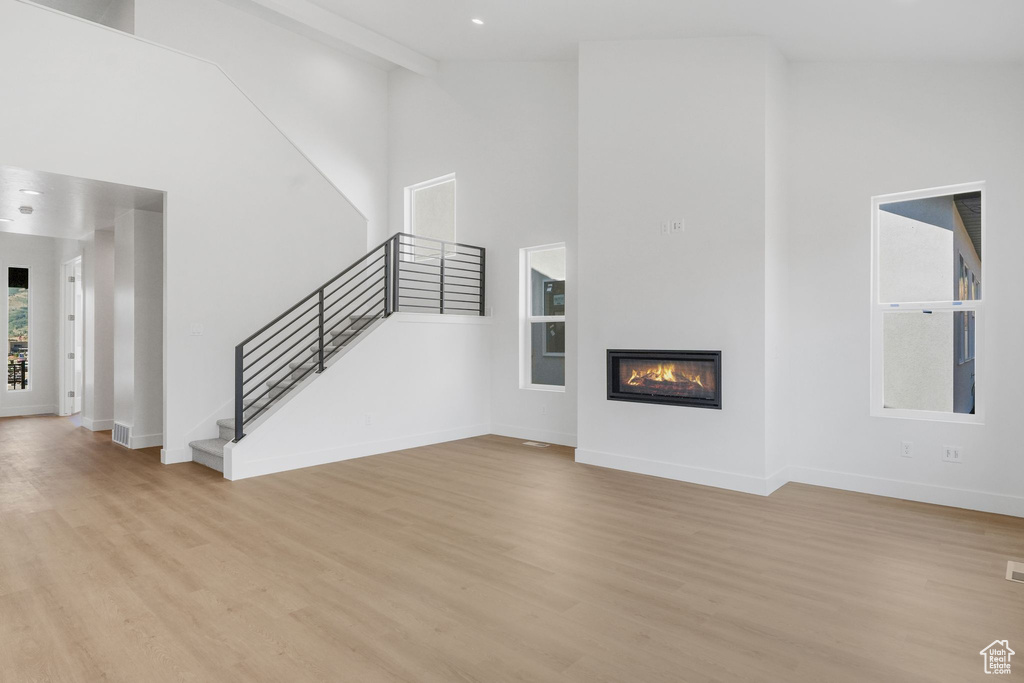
[7,359,27,390]
[233,232,485,441]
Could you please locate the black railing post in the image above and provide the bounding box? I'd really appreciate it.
[478,247,486,317]
[317,288,325,373]
[20,360,26,389]
[383,239,392,317]
[234,345,244,441]
[393,236,402,314]
[439,248,446,315]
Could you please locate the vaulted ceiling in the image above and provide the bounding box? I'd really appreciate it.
[301,0,1024,62]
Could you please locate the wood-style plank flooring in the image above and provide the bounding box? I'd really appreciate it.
[1,415,1022,682]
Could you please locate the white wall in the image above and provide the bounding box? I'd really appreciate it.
[132,210,163,445]
[764,46,790,486]
[576,38,777,494]
[0,233,71,416]
[784,62,1024,515]
[135,0,389,245]
[99,0,133,33]
[226,313,492,479]
[113,211,135,429]
[113,209,163,447]
[82,229,115,430]
[388,62,579,446]
[0,1,367,462]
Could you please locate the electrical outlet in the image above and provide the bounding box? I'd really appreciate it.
[671,219,685,234]
[363,413,373,426]
[660,221,670,235]
[189,323,204,336]
[943,445,963,463]
[900,441,913,458]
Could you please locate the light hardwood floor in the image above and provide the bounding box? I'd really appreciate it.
[1,415,1022,682]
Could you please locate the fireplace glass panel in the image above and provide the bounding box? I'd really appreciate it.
[617,359,717,400]
[607,350,721,408]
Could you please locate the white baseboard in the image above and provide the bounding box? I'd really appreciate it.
[129,433,163,449]
[490,423,577,447]
[227,423,492,481]
[787,466,1024,518]
[161,446,193,464]
[0,404,56,418]
[765,467,790,495]
[574,448,776,496]
[82,417,113,431]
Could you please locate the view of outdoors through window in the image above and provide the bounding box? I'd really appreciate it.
[8,266,29,391]
[523,245,566,389]
[877,190,981,416]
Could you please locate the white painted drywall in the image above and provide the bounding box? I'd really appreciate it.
[576,38,776,494]
[135,0,388,246]
[388,62,579,446]
[113,209,163,446]
[226,313,492,479]
[0,2,367,462]
[99,0,133,33]
[131,210,163,446]
[113,211,135,429]
[82,230,115,430]
[785,62,1024,515]
[764,45,790,487]
[0,233,70,417]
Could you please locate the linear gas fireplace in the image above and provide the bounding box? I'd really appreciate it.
[607,349,722,409]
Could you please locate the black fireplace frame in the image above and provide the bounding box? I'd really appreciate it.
[607,349,722,409]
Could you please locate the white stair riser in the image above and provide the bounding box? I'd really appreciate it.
[191,447,224,472]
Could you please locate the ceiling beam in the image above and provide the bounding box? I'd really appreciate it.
[237,0,437,75]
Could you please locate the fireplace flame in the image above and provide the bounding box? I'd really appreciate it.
[625,363,703,387]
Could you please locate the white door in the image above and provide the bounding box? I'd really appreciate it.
[60,258,83,416]
[73,259,83,413]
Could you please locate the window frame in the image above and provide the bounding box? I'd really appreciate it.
[404,173,456,247]
[869,182,985,424]
[520,243,566,392]
[6,264,33,393]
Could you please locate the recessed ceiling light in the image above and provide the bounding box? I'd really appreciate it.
[19,189,43,196]
[471,18,484,25]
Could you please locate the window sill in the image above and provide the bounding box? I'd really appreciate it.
[521,384,566,393]
[871,407,983,425]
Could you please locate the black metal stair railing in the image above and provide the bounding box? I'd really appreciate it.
[233,232,485,441]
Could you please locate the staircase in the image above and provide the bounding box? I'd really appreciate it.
[188,233,486,472]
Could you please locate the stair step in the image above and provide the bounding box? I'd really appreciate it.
[308,338,349,355]
[189,438,227,473]
[267,379,299,399]
[331,328,358,338]
[216,418,235,441]
[236,398,271,423]
[287,359,323,381]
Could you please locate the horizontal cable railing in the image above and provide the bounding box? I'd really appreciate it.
[234,232,486,441]
[7,360,27,390]
[393,233,485,316]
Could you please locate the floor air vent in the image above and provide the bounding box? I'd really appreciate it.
[522,441,550,448]
[112,422,131,448]
[1007,561,1024,584]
